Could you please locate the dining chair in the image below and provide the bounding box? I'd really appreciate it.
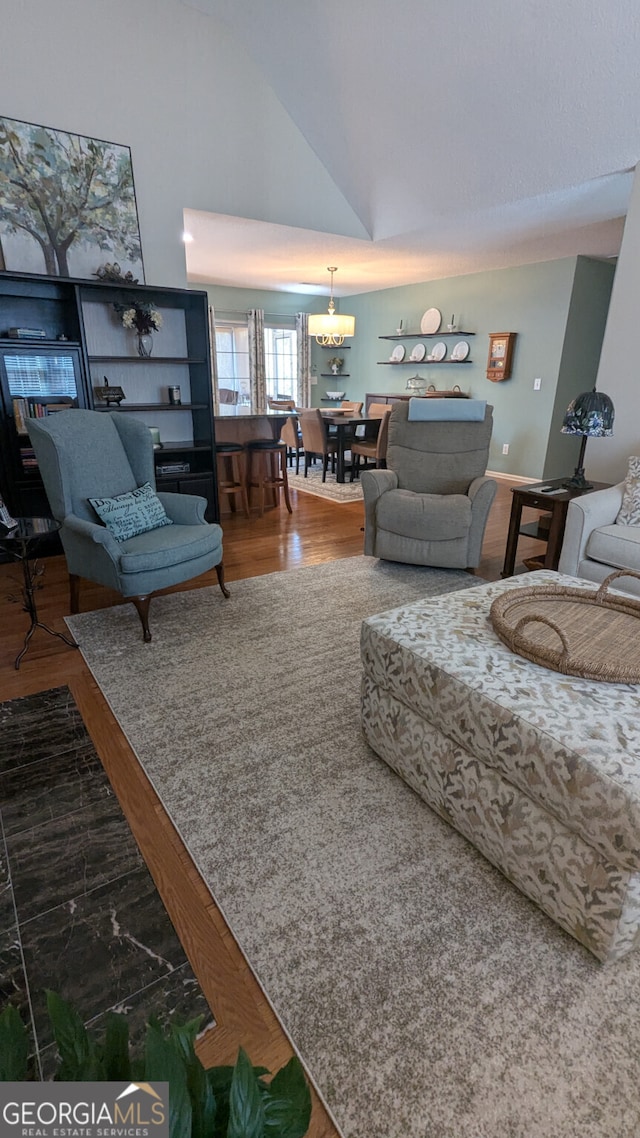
[268,397,296,410]
[340,401,364,415]
[218,387,239,405]
[297,409,337,481]
[280,414,303,474]
[350,405,391,481]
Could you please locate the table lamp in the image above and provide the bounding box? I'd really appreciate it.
[561,387,614,489]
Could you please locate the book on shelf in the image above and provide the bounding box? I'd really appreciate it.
[6,327,47,339]
[19,446,38,469]
[12,397,73,433]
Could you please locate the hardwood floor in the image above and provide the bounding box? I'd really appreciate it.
[0,476,545,1134]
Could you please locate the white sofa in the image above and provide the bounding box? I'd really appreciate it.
[558,481,640,598]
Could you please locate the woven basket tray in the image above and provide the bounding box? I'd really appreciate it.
[489,570,640,683]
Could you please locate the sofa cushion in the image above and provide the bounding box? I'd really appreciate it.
[586,524,640,574]
[616,456,640,526]
[117,522,222,573]
[377,489,471,541]
[89,482,172,542]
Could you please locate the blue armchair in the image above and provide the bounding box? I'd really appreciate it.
[27,410,228,641]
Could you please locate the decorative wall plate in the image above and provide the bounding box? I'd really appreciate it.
[420,307,442,334]
[390,344,406,362]
[431,341,447,361]
[409,343,427,362]
[451,340,470,361]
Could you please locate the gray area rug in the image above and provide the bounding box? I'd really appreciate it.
[67,557,640,1138]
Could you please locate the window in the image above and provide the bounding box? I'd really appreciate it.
[214,320,250,406]
[264,323,297,402]
[214,314,298,408]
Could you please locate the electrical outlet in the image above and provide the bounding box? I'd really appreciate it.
[502,443,509,455]
[533,377,542,390]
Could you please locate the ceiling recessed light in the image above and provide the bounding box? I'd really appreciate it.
[182,231,194,244]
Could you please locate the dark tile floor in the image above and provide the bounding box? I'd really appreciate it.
[0,686,215,1077]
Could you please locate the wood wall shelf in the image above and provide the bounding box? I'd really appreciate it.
[377,360,472,365]
[88,355,205,365]
[320,373,350,377]
[94,402,207,412]
[379,332,476,340]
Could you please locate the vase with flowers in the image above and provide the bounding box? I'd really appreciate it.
[114,298,163,357]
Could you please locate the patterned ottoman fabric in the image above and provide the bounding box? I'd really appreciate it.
[360,570,640,961]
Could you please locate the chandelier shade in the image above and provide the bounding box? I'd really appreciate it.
[308,267,355,346]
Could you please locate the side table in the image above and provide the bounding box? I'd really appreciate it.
[0,517,77,669]
[501,478,611,578]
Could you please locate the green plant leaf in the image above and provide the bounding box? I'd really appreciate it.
[100,1012,131,1080]
[169,1017,204,1063]
[263,1057,311,1138]
[0,1005,29,1080]
[228,1048,266,1138]
[46,990,96,1080]
[144,1020,192,1138]
[169,1020,216,1138]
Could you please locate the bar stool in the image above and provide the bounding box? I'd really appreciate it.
[246,439,293,517]
[216,442,250,518]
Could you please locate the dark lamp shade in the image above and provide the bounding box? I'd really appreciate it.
[561,388,614,438]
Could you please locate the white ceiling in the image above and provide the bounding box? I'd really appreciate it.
[181,0,640,295]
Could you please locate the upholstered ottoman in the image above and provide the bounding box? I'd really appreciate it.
[360,570,640,962]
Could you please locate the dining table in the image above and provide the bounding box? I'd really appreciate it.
[318,410,383,483]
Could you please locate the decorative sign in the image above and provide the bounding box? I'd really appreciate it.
[94,384,125,406]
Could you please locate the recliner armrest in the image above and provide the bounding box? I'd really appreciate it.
[360,468,398,502]
[361,469,399,557]
[156,491,207,525]
[468,475,496,503]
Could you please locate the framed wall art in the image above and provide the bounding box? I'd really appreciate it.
[0,116,144,281]
[486,332,516,381]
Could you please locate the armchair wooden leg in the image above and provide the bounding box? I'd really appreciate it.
[216,561,231,598]
[69,573,80,614]
[131,594,152,642]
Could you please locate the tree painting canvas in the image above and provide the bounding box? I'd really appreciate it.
[0,117,144,280]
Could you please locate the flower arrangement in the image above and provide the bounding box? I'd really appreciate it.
[113,298,163,334]
[328,356,344,373]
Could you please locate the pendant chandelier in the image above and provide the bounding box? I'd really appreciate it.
[308,266,355,346]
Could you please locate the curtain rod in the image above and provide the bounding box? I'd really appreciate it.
[212,309,301,320]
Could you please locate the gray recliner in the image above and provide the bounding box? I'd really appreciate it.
[27,409,229,641]
[361,401,497,569]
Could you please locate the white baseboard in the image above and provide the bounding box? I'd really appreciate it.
[487,470,538,484]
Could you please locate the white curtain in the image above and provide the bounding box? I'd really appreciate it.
[208,305,220,415]
[248,308,266,413]
[296,311,311,407]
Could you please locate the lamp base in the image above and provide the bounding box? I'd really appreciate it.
[562,467,592,490]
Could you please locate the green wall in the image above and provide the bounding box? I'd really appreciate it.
[544,257,615,478]
[202,257,614,480]
[344,259,579,478]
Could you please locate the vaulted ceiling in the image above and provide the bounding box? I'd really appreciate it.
[181,0,640,294]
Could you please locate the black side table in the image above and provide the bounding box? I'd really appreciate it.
[0,517,77,669]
